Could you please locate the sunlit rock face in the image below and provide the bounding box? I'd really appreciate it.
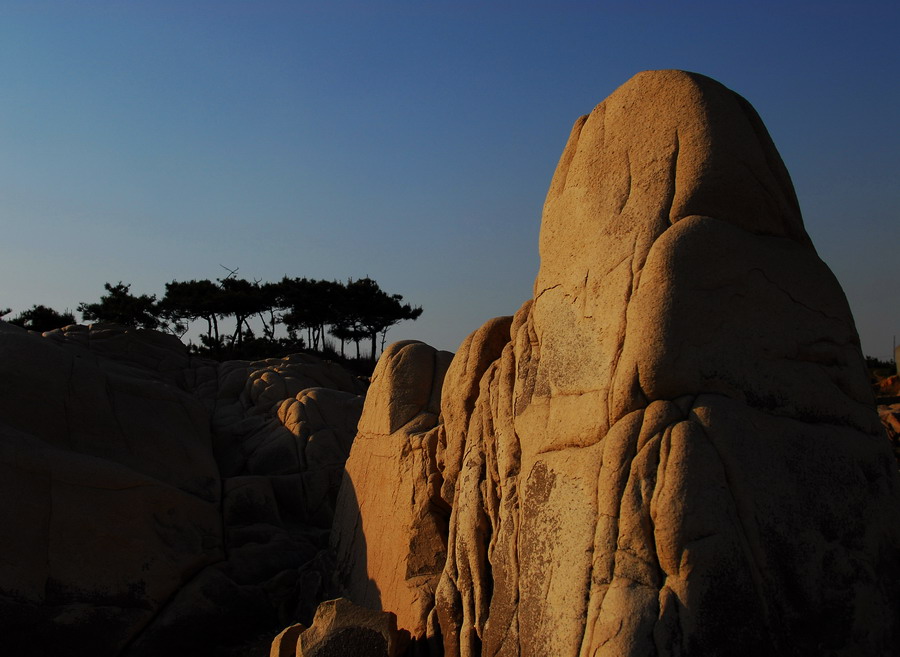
[424,70,900,655]
[0,323,365,657]
[331,340,454,643]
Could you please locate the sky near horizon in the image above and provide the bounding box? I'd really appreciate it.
[1,1,898,358]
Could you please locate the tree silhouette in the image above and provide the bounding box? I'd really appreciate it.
[255,281,282,341]
[8,305,76,332]
[218,277,272,352]
[160,279,227,355]
[20,272,422,364]
[78,283,160,329]
[280,277,343,351]
[329,319,368,359]
[346,277,423,360]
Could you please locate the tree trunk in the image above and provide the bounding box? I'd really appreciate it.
[258,311,274,340]
[232,316,243,350]
[212,314,220,355]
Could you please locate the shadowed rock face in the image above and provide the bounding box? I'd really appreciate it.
[0,323,222,656]
[297,597,399,657]
[332,70,900,656]
[0,323,366,656]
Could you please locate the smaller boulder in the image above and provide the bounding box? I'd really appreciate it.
[270,623,305,657]
[297,598,398,657]
[878,404,900,467]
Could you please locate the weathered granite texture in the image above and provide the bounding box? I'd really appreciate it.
[0,322,365,656]
[331,341,454,643]
[296,597,399,657]
[332,70,900,657]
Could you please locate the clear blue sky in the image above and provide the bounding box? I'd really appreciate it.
[1,1,898,358]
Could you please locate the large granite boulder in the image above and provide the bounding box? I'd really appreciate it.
[331,70,900,656]
[433,69,900,656]
[0,322,366,656]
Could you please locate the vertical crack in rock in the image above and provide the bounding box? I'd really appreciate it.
[617,149,633,216]
[666,128,681,226]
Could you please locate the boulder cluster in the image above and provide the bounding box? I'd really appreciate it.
[3,70,899,656]
[0,323,365,656]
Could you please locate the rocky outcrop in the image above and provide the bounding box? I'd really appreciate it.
[9,69,900,657]
[331,341,454,644]
[0,323,222,656]
[333,70,900,656]
[0,322,365,656]
[436,70,900,656]
[294,597,399,657]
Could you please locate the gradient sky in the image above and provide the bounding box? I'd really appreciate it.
[1,1,897,358]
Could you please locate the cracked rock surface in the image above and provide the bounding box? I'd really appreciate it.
[337,70,900,656]
[331,341,454,645]
[0,323,365,656]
